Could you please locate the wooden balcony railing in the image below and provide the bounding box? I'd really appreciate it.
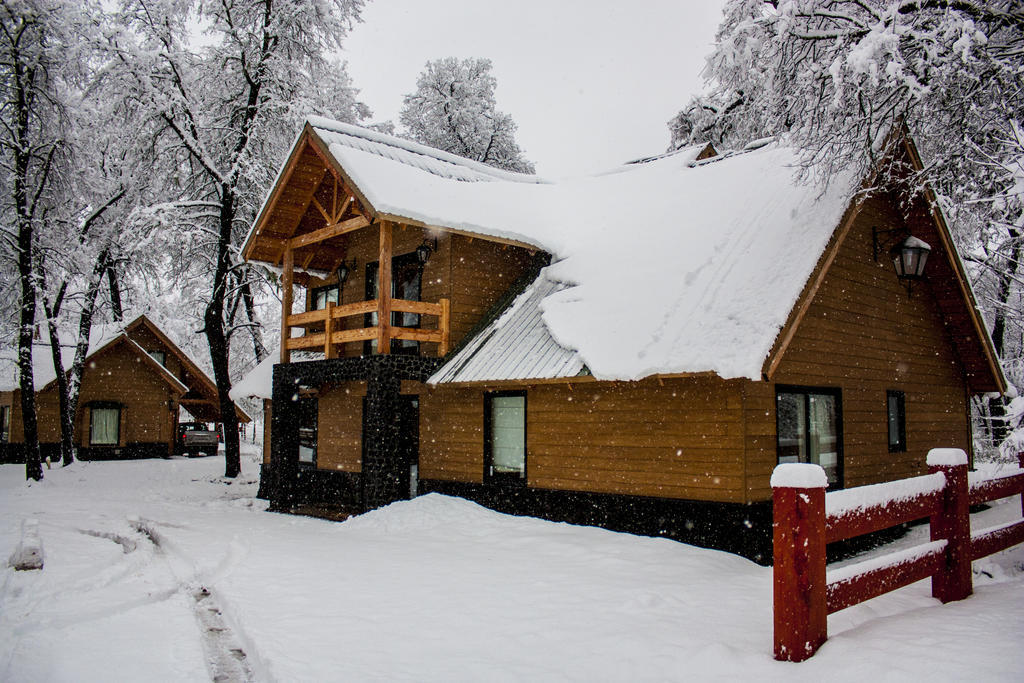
[283,298,450,359]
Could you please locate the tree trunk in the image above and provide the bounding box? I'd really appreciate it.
[241,272,267,362]
[107,265,123,322]
[207,186,241,478]
[985,229,1020,446]
[12,42,41,480]
[42,302,75,466]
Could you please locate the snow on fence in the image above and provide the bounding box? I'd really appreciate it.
[771,449,1024,662]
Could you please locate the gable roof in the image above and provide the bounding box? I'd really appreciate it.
[243,118,1003,391]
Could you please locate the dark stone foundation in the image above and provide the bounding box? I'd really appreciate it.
[268,354,441,512]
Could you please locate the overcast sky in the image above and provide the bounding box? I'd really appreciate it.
[342,2,727,178]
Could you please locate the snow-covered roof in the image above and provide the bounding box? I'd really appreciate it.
[0,325,193,396]
[307,117,549,185]
[229,353,276,401]
[247,118,862,381]
[429,270,586,384]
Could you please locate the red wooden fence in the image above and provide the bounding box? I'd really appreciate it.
[772,449,1024,662]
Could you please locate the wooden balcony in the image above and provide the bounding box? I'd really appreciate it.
[282,297,450,360]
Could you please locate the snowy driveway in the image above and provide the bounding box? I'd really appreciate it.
[2,453,1022,681]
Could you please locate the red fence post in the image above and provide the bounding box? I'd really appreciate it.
[927,448,972,603]
[772,464,828,662]
[1019,452,1024,517]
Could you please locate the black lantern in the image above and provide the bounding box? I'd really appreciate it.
[890,235,931,280]
[416,238,437,266]
[336,258,356,286]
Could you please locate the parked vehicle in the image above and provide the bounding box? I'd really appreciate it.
[177,422,220,457]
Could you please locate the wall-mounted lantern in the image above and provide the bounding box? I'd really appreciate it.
[335,258,356,298]
[872,227,932,293]
[416,238,437,266]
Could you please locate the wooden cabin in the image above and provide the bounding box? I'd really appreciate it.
[0,315,249,462]
[238,118,1004,563]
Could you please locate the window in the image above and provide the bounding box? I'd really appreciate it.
[311,284,339,311]
[0,405,9,443]
[365,252,423,355]
[297,397,317,467]
[485,392,526,484]
[89,403,121,446]
[148,350,166,366]
[776,387,842,488]
[887,390,906,452]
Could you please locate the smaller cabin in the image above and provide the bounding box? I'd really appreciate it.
[0,315,249,462]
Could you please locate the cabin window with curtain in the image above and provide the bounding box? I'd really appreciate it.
[89,403,121,446]
[311,284,339,311]
[364,252,422,355]
[887,390,906,453]
[0,405,9,443]
[776,387,842,488]
[485,392,526,484]
[297,397,318,467]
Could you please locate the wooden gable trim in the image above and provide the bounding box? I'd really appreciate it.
[243,128,316,261]
[898,135,1006,394]
[762,192,869,381]
[762,133,1006,394]
[37,332,188,397]
[124,316,252,423]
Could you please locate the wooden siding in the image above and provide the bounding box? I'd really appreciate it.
[316,383,363,472]
[262,399,272,465]
[9,341,178,448]
[419,378,748,503]
[751,191,971,500]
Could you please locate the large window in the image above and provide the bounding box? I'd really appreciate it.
[776,387,842,488]
[887,390,907,453]
[365,252,422,355]
[89,403,121,446]
[297,397,318,467]
[485,392,526,484]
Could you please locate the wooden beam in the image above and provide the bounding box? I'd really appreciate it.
[324,300,336,359]
[281,248,294,364]
[311,196,333,224]
[378,221,392,354]
[288,215,370,250]
[439,298,451,356]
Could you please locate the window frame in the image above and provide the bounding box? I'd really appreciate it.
[484,390,527,486]
[148,350,166,366]
[775,384,844,489]
[310,283,340,311]
[886,390,907,453]
[296,396,318,468]
[88,401,122,447]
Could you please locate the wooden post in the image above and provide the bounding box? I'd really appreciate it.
[281,247,294,364]
[324,300,336,359]
[928,448,972,603]
[377,222,392,355]
[772,463,828,662]
[439,298,451,356]
[1019,452,1024,517]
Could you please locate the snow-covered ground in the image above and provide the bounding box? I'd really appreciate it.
[2,449,1022,682]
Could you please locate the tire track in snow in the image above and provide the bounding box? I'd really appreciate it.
[131,518,255,682]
